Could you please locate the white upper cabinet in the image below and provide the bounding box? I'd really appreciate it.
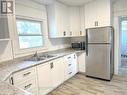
[85,0,112,28]
[69,6,85,37]
[47,2,70,38]
[79,6,86,36]
[47,2,86,38]
[69,7,81,37]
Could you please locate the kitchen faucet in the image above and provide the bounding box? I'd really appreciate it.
[33,51,38,58]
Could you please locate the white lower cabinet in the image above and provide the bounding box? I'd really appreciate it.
[12,67,38,95]
[37,58,65,95]
[51,58,65,88]
[37,62,53,95]
[64,53,78,80]
[11,53,78,95]
[78,52,86,73]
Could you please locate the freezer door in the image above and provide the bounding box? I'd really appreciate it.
[87,27,112,43]
[86,44,111,80]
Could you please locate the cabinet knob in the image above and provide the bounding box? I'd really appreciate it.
[80,31,82,35]
[70,31,72,36]
[50,62,54,69]
[74,54,76,59]
[95,21,98,26]
[63,31,66,36]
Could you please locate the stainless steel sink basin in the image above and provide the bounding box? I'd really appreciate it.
[25,56,45,61]
[39,55,55,59]
[25,54,56,61]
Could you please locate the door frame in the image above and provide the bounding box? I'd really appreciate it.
[118,16,127,71]
[113,15,127,75]
[113,16,121,75]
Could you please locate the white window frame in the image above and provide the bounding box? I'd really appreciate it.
[16,18,44,49]
[13,16,48,55]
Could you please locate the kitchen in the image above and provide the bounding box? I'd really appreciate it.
[0,0,127,95]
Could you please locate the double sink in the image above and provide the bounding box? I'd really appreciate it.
[25,52,57,61]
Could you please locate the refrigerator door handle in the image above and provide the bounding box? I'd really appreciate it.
[86,29,88,56]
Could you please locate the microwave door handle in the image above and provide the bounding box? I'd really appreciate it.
[86,29,88,56]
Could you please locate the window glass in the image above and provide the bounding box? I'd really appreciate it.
[17,19,42,35]
[16,19,44,49]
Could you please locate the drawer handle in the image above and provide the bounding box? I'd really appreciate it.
[69,72,72,75]
[23,72,31,77]
[67,57,71,59]
[10,77,14,85]
[24,83,32,89]
[68,64,72,66]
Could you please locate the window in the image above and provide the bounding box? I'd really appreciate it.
[16,19,44,49]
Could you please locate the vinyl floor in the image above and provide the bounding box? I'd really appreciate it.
[48,73,127,95]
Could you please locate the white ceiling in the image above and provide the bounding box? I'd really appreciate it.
[31,0,94,6]
[57,0,94,6]
[31,0,54,5]
[31,0,118,6]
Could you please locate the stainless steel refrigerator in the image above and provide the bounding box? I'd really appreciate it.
[85,26,114,81]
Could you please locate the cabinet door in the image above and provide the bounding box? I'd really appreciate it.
[62,4,70,37]
[85,0,111,28]
[85,1,98,28]
[47,2,70,38]
[97,0,111,27]
[79,6,85,36]
[51,58,65,88]
[69,7,81,37]
[71,53,78,74]
[37,63,53,95]
[78,52,86,72]
[55,2,64,37]
[55,2,70,37]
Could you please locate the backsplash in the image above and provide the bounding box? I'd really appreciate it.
[70,36,85,43]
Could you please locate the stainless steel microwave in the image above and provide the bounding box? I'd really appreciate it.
[71,42,85,50]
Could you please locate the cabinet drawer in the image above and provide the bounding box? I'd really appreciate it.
[65,65,75,79]
[68,66,76,74]
[16,78,38,95]
[64,55,72,64]
[13,67,36,83]
[67,62,73,67]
